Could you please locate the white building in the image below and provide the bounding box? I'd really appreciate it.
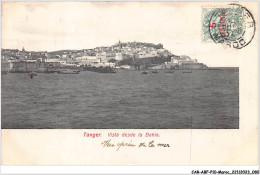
[138,51,158,59]
[115,53,123,61]
[119,65,132,69]
[45,58,60,63]
[96,52,107,62]
[158,49,166,52]
[177,55,197,65]
[99,62,115,68]
[171,57,179,64]
[75,56,100,66]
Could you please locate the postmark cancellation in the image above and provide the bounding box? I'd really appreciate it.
[202,4,255,49]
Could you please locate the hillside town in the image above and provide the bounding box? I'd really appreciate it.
[1,41,208,73]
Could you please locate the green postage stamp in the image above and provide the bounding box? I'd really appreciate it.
[202,4,255,49]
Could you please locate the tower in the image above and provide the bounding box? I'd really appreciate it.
[118,39,122,52]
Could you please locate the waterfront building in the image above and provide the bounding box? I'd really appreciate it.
[96,52,107,63]
[74,56,89,63]
[171,57,179,64]
[58,61,67,67]
[115,53,123,61]
[99,62,115,68]
[119,65,132,69]
[178,58,197,65]
[44,58,61,68]
[65,57,79,66]
[106,53,116,61]
[164,62,178,69]
[9,60,39,71]
[181,63,205,69]
[76,56,100,66]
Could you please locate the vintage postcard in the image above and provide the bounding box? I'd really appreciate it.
[1,1,258,166]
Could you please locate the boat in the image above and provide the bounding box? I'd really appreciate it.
[28,71,37,76]
[85,66,116,73]
[142,71,148,74]
[57,69,80,74]
[28,71,37,78]
[44,70,56,73]
[97,66,116,73]
[37,69,56,73]
[151,70,159,73]
[183,71,192,73]
[164,70,174,73]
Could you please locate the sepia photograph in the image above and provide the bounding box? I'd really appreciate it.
[1,1,258,168]
[1,2,242,129]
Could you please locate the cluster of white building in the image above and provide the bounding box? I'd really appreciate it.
[40,41,171,67]
[43,56,115,68]
[2,41,173,68]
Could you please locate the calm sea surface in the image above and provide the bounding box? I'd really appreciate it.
[1,69,239,129]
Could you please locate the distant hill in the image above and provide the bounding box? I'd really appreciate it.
[1,41,198,68]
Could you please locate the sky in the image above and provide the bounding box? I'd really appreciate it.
[1,2,258,67]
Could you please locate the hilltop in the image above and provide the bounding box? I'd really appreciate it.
[1,41,207,70]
